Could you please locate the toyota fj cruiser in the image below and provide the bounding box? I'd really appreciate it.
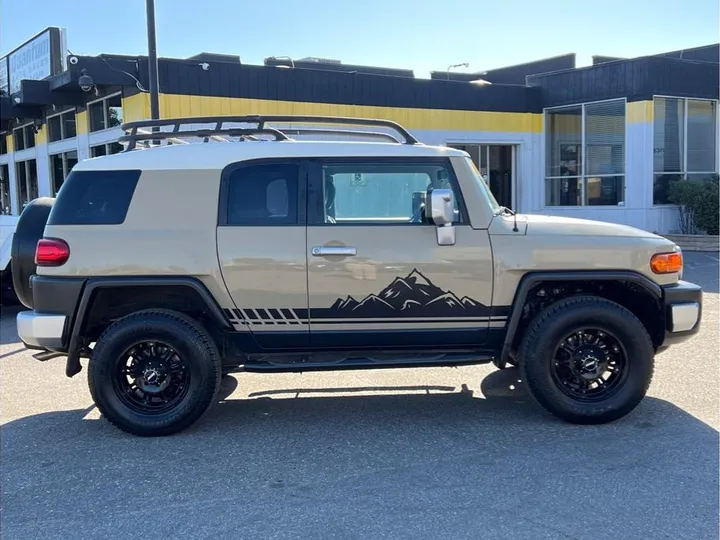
[12,115,702,436]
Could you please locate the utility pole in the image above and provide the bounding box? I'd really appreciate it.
[146,0,160,122]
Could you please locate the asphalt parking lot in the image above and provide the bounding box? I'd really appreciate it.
[1,252,718,539]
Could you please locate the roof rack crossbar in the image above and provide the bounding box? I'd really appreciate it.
[118,127,289,149]
[119,114,419,150]
[281,128,401,143]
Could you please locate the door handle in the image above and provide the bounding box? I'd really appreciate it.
[311,246,357,257]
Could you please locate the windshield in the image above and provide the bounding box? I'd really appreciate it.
[462,156,502,215]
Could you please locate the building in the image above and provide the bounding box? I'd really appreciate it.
[1,28,718,262]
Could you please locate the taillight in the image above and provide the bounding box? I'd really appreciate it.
[650,251,683,274]
[35,238,70,266]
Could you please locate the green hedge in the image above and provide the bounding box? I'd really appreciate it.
[669,176,719,235]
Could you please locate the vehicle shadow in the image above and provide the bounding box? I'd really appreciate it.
[1,368,718,539]
[0,305,22,345]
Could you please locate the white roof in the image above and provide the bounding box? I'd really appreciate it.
[75,140,469,172]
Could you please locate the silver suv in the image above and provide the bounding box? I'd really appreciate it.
[12,115,702,436]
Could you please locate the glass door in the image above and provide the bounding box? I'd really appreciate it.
[448,144,516,210]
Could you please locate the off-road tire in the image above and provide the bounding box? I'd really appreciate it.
[88,309,221,436]
[520,295,654,424]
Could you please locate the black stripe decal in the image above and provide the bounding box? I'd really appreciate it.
[310,319,496,325]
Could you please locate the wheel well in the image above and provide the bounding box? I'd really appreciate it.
[81,285,227,345]
[511,280,665,354]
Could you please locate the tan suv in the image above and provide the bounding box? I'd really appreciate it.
[12,115,702,436]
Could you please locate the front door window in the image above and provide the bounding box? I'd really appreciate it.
[317,161,464,225]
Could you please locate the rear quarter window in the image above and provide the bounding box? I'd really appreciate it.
[47,169,141,225]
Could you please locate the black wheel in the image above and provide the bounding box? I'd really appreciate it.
[88,310,221,436]
[519,296,654,424]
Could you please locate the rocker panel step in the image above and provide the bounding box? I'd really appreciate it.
[242,350,494,373]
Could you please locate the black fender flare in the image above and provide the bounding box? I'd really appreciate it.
[498,270,663,368]
[65,276,232,377]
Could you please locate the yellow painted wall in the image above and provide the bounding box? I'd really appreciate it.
[628,101,653,123]
[35,125,47,145]
[76,110,89,135]
[122,92,542,133]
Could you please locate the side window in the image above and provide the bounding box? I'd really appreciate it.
[225,163,299,225]
[47,170,141,225]
[318,161,463,225]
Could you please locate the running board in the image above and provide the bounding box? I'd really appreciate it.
[33,350,66,362]
[242,350,494,373]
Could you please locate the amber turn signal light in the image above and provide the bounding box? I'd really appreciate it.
[650,252,683,274]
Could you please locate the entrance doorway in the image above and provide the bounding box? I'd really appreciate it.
[448,144,517,210]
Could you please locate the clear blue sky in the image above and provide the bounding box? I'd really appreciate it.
[1,0,718,77]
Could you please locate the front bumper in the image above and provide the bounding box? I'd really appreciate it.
[660,280,703,348]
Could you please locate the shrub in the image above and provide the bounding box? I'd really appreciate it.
[668,176,719,235]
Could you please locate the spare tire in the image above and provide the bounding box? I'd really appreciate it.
[11,198,55,309]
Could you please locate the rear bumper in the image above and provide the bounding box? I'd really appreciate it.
[16,311,67,350]
[660,280,702,349]
[17,275,85,353]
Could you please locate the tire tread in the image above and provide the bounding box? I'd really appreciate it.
[519,295,654,424]
[88,309,221,436]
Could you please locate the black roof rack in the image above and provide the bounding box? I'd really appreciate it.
[118,115,419,150]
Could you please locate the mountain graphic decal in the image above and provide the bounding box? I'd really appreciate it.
[324,269,489,319]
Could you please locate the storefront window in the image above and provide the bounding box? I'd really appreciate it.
[91,142,124,157]
[0,133,7,155]
[0,164,10,215]
[653,97,718,204]
[16,159,38,209]
[50,151,78,194]
[48,110,77,142]
[13,124,35,151]
[88,94,124,132]
[545,99,625,206]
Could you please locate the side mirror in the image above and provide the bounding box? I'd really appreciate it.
[428,188,454,225]
[427,189,456,246]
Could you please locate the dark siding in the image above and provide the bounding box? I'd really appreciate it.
[647,57,720,99]
[528,56,719,107]
[592,55,625,65]
[264,58,414,78]
[159,59,540,113]
[430,54,576,84]
[527,60,648,106]
[655,44,719,64]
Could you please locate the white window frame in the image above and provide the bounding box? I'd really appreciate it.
[12,122,36,152]
[49,150,78,195]
[46,108,78,142]
[543,97,628,208]
[15,158,38,210]
[652,95,720,207]
[90,141,124,158]
[86,92,123,133]
[0,162,11,216]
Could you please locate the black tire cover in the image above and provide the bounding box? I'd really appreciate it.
[11,198,55,309]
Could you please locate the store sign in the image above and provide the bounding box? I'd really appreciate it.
[8,30,52,95]
[0,56,8,95]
